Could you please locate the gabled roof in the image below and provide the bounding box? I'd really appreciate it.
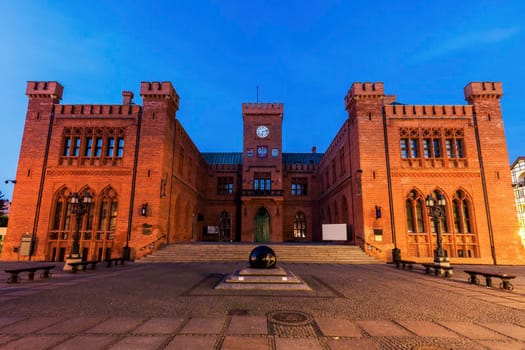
[511,156,525,169]
[202,152,242,165]
[201,152,325,165]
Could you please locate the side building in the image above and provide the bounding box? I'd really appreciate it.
[511,157,525,248]
[2,80,524,265]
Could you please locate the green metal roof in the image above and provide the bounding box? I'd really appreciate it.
[202,152,242,165]
[283,153,324,164]
[202,152,324,165]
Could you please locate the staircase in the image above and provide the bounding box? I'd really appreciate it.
[136,243,383,264]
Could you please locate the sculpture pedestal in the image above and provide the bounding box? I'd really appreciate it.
[215,266,311,291]
[63,257,82,271]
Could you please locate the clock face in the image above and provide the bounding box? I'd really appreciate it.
[256,125,269,138]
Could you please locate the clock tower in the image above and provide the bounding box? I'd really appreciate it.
[241,102,284,242]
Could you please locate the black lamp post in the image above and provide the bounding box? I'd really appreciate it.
[69,191,93,258]
[425,193,450,267]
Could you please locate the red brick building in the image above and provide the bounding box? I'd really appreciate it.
[2,80,524,264]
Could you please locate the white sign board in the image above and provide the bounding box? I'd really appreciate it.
[322,224,347,241]
[207,226,219,234]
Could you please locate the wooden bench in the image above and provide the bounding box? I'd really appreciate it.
[395,260,416,270]
[464,270,516,291]
[422,263,454,278]
[68,260,99,273]
[105,257,125,267]
[4,265,56,284]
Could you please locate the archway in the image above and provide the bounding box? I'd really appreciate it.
[254,207,270,242]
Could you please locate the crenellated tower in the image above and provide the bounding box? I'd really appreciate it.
[134,82,180,246]
[464,82,525,263]
[3,82,64,259]
[344,82,393,252]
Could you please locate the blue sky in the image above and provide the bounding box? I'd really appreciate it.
[1,1,524,199]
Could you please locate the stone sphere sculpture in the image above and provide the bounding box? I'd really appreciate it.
[249,245,277,269]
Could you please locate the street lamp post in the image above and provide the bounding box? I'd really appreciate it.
[63,191,92,270]
[425,193,450,272]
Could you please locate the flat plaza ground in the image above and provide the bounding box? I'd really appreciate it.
[0,262,524,349]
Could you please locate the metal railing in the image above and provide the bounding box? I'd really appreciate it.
[356,236,382,253]
[241,189,284,196]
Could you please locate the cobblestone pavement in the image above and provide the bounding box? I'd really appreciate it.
[0,261,524,349]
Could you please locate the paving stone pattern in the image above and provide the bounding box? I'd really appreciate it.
[0,262,523,349]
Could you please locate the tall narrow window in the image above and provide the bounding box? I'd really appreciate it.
[406,190,426,233]
[98,201,108,232]
[423,139,431,158]
[455,139,464,158]
[106,138,115,157]
[453,200,460,233]
[406,201,414,232]
[63,138,72,156]
[95,138,103,157]
[446,139,453,158]
[400,139,409,158]
[415,200,425,232]
[52,199,63,231]
[444,129,465,159]
[84,137,93,157]
[51,191,71,231]
[293,211,307,238]
[116,138,124,157]
[433,139,441,158]
[49,189,72,241]
[109,201,117,231]
[453,190,472,233]
[97,187,118,235]
[72,138,81,157]
[410,139,419,158]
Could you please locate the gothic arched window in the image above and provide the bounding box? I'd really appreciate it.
[50,188,71,238]
[453,190,472,233]
[406,190,426,233]
[97,187,118,234]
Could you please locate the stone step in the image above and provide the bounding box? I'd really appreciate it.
[137,243,382,264]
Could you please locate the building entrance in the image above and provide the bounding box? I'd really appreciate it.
[254,207,270,242]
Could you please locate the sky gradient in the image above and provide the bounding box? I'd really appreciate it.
[1,1,524,199]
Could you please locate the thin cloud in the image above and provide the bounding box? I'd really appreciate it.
[412,27,521,62]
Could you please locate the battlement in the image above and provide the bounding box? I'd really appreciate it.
[464,82,503,102]
[345,82,384,104]
[242,103,284,114]
[140,81,180,107]
[384,104,473,118]
[55,104,141,118]
[26,81,63,100]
